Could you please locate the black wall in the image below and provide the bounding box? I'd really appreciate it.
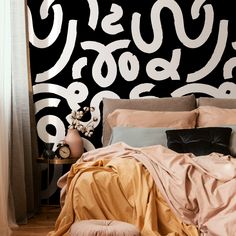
[27,0,236,202]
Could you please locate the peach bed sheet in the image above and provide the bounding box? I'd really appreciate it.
[48,143,236,236]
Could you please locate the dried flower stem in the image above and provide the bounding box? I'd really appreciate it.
[68,107,97,137]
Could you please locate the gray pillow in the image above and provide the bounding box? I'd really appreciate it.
[198,97,236,109]
[102,95,197,146]
[109,127,172,147]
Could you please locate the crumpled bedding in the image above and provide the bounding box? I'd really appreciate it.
[48,142,236,236]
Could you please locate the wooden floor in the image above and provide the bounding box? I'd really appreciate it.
[11,205,60,236]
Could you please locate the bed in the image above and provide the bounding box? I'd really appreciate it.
[48,95,236,236]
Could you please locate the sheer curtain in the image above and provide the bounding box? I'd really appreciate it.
[0,0,13,234]
[0,0,40,231]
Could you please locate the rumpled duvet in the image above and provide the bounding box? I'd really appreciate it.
[48,142,236,236]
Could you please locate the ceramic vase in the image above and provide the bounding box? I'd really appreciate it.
[64,128,84,159]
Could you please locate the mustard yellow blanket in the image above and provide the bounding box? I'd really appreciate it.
[49,143,236,236]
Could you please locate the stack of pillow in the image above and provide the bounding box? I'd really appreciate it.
[196,98,236,156]
[102,95,236,157]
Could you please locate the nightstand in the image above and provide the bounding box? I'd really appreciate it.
[37,157,77,165]
[37,157,77,205]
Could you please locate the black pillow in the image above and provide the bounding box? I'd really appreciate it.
[166,127,232,156]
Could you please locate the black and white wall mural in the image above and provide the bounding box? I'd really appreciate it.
[27,0,236,203]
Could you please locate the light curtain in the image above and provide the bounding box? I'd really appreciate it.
[0,0,13,234]
[0,0,40,231]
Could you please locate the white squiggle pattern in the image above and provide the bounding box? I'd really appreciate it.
[39,0,98,30]
[171,82,236,98]
[34,98,61,114]
[90,90,119,126]
[224,41,236,79]
[60,82,89,110]
[72,57,88,79]
[37,115,66,150]
[35,20,77,82]
[187,20,228,82]
[191,0,207,19]
[118,52,139,81]
[28,5,63,48]
[86,0,99,30]
[146,49,181,81]
[40,0,56,19]
[232,41,236,49]
[224,58,236,80]
[101,4,124,35]
[82,138,95,152]
[81,40,131,87]
[33,82,88,110]
[131,0,214,53]
[33,83,67,96]
[130,83,156,98]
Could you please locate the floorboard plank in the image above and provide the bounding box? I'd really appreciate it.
[11,205,60,236]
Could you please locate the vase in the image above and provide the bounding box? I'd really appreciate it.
[64,128,84,159]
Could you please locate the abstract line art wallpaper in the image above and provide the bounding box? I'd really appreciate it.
[27,0,236,202]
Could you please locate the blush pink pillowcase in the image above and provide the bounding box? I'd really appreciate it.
[197,106,236,127]
[197,106,236,157]
[107,109,198,129]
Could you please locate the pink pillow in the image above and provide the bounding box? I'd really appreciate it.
[107,109,198,129]
[197,106,236,127]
